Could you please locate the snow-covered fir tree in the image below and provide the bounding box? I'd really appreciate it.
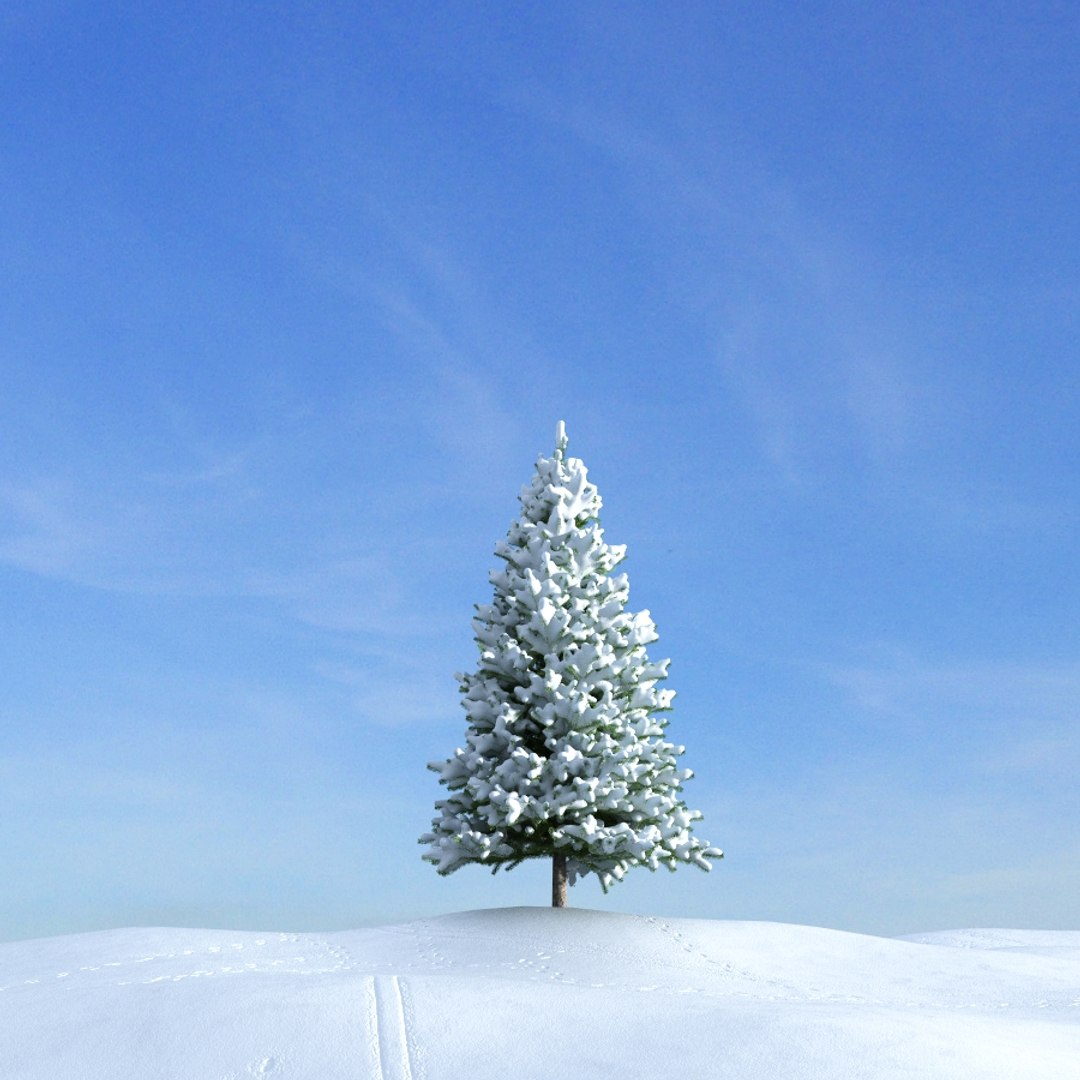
[421,422,721,906]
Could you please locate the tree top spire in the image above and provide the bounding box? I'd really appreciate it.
[554,419,568,460]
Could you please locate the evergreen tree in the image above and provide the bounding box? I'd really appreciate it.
[421,422,720,906]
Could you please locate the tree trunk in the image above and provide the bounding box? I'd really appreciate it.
[552,853,568,908]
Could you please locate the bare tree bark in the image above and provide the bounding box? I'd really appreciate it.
[552,853,568,908]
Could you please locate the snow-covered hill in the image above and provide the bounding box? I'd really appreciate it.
[2,908,1078,1079]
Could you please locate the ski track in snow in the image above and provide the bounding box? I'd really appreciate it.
[373,975,415,1080]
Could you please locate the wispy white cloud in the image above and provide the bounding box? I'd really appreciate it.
[978,733,1080,776]
[0,406,455,605]
[903,853,1080,933]
[908,480,1078,540]
[321,666,457,728]
[0,753,194,808]
[509,84,933,484]
[141,448,253,491]
[0,419,270,594]
[0,442,476,735]
[0,471,243,596]
[822,650,1080,728]
[839,351,916,459]
[0,476,111,579]
[268,192,544,508]
[818,648,1080,806]
[243,555,455,639]
[715,304,804,481]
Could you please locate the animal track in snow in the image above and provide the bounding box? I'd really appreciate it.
[3,932,357,993]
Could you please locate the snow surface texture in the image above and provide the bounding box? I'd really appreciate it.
[424,422,719,887]
[3,909,1079,1079]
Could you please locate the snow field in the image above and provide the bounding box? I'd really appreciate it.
[2,908,1078,1079]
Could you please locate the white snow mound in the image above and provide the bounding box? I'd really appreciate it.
[2,908,1079,1079]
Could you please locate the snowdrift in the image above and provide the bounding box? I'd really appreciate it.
[2,907,1078,1078]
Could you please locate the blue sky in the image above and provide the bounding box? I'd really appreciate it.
[2,3,1078,942]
